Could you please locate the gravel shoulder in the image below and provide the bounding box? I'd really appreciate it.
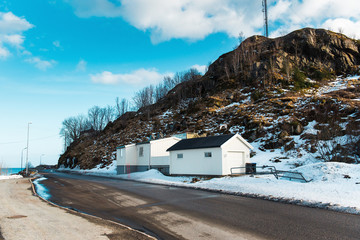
[0,178,152,240]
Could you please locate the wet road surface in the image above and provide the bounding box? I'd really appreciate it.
[39,171,360,240]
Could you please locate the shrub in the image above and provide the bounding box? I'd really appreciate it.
[251,90,264,101]
[293,68,312,90]
[311,68,334,81]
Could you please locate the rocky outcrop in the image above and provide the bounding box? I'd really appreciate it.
[207,28,360,86]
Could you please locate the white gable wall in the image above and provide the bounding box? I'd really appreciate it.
[150,137,180,166]
[221,135,252,175]
[116,144,137,174]
[170,147,222,175]
[125,144,137,165]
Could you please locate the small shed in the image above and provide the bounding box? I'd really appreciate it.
[116,136,180,175]
[167,134,253,176]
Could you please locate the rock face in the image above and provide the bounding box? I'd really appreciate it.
[207,28,360,86]
[58,28,360,169]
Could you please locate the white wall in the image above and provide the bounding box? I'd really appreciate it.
[117,144,137,166]
[137,143,150,166]
[116,148,124,166]
[221,135,251,175]
[170,147,222,175]
[150,137,180,166]
[125,144,137,165]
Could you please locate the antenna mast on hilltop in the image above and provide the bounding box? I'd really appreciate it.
[262,0,269,37]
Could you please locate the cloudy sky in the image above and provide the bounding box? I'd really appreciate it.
[1,0,359,168]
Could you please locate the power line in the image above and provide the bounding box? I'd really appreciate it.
[0,134,59,145]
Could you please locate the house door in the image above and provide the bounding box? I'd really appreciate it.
[227,151,245,174]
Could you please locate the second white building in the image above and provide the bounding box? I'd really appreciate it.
[117,136,180,175]
[167,134,253,176]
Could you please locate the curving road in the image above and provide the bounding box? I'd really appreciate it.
[39,171,360,240]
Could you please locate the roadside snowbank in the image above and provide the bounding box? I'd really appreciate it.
[58,160,360,214]
[0,175,23,180]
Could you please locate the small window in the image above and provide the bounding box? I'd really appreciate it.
[177,153,183,159]
[119,149,123,157]
[139,147,144,157]
[204,152,212,158]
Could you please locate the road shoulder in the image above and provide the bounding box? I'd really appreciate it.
[0,178,152,240]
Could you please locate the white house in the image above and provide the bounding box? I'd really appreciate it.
[117,136,180,174]
[167,134,253,176]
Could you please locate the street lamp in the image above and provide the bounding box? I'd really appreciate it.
[40,154,45,166]
[26,122,32,176]
[21,147,27,171]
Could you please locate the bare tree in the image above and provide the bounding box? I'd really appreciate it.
[104,105,115,123]
[233,31,245,49]
[88,106,102,131]
[133,85,155,109]
[116,97,129,117]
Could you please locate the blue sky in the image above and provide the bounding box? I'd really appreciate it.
[1,0,359,168]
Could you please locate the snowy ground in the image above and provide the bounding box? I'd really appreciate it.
[58,156,360,215]
[0,175,23,180]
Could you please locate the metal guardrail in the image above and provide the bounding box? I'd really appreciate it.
[230,165,311,182]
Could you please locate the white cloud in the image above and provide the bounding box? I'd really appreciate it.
[321,18,360,39]
[76,59,87,72]
[2,34,24,47]
[67,0,263,42]
[268,0,360,37]
[191,64,207,74]
[67,0,360,42]
[0,12,34,34]
[53,40,60,48]
[0,12,33,58]
[25,57,57,71]
[90,68,171,86]
[0,45,10,58]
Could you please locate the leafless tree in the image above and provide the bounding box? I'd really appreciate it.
[103,105,115,123]
[316,121,360,163]
[133,85,155,109]
[88,106,102,131]
[233,31,245,50]
[116,97,129,117]
[60,115,89,149]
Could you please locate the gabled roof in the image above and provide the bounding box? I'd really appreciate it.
[167,134,235,151]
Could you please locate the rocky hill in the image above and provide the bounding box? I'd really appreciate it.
[58,28,360,169]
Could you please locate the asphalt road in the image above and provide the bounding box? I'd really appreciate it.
[39,171,360,240]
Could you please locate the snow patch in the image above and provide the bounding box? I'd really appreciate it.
[0,175,23,180]
[33,177,51,200]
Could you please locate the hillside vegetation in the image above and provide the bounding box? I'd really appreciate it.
[59,28,360,169]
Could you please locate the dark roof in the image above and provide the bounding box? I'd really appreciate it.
[167,134,234,151]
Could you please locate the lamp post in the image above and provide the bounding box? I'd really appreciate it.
[25,122,32,176]
[21,147,27,171]
[40,154,45,166]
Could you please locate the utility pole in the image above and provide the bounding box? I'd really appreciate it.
[26,122,32,176]
[262,0,269,37]
[21,147,27,171]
